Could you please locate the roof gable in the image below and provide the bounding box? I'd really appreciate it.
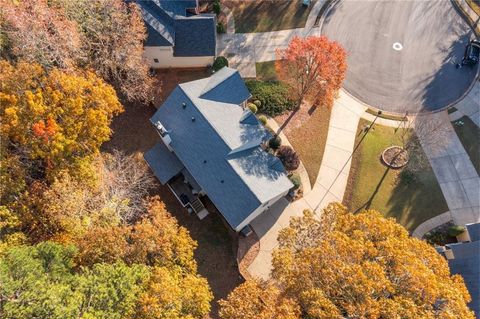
[200,68,251,104]
[137,0,216,56]
[138,0,175,45]
[150,69,292,229]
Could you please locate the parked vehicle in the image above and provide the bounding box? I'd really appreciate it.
[458,40,480,68]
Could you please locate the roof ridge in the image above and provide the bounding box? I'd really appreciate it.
[200,68,238,97]
[177,84,268,204]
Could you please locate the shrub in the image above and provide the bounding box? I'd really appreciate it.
[289,173,301,190]
[213,0,221,15]
[247,102,257,114]
[277,146,300,171]
[258,115,267,126]
[245,80,295,116]
[216,22,225,34]
[447,225,465,237]
[253,100,262,107]
[264,125,275,136]
[213,56,228,71]
[268,135,282,150]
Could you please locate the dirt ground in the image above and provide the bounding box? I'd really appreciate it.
[102,68,243,318]
[274,102,331,187]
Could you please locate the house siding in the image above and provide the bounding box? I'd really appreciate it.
[234,189,290,232]
[144,46,214,68]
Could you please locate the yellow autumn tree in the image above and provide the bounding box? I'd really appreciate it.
[219,279,300,319]
[137,266,213,319]
[0,60,123,183]
[220,203,474,319]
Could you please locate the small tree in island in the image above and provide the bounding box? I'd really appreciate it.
[275,36,347,108]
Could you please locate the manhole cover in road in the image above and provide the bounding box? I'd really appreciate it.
[392,42,403,51]
[321,0,479,113]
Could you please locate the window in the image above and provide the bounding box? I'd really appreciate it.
[153,58,159,63]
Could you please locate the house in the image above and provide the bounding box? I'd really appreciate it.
[144,67,293,232]
[136,0,216,68]
[436,223,480,317]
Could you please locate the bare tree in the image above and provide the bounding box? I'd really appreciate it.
[397,114,449,173]
[96,151,155,223]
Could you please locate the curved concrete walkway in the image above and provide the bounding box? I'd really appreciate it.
[412,211,453,239]
[229,1,480,280]
[417,112,480,226]
[247,89,363,279]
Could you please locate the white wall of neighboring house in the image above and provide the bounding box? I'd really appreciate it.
[144,46,214,68]
[234,190,290,232]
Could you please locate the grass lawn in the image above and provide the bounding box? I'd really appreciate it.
[343,119,449,231]
[452,116,480,175]
[255,61,278,81]
[226,0,316,33]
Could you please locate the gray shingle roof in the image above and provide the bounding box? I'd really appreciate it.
[136,0,216,57]
[443,222,480,317]
[447,241,480,317]
[144,142,184,184]
[149,68,292,229]
[173,16,216,57]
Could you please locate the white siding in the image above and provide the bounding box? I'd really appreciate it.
[144,46,214,68]
[234,190,290,232]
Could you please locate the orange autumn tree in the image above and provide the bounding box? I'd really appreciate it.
[276,36,347,107]
[0,60,123,181]
[220,203,475,319]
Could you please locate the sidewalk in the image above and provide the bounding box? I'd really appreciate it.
[412,211,453,238]
[449,80,480,126]
[304,90,364,213]
[418,112,480,226]
[216,0,326,77]
[247,89,363,279]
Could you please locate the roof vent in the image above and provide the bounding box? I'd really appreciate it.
[191,116,195,122]
[203,160,207,164]
[220,180,224,183]
[182,102,186,109]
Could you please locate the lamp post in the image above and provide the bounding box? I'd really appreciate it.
[313,110,382,213]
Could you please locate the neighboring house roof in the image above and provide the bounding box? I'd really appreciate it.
[440,223,480,317]
[136,0,216,57]
[148,67,293,229]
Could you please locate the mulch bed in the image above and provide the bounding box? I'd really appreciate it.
[381,146,409,168]
[236,231,260,280]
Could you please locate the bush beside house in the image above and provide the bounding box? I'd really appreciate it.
[245,80,295,116]
[289,173,301,190]
[277,145,300,171]
[258,115,267,126]
[268,135,282,150]
[213,56,229,71]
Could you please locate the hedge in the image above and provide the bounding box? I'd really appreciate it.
[213,56,228,71]
[245,80,295,116]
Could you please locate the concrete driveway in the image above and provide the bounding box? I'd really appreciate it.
[321,0,479,113]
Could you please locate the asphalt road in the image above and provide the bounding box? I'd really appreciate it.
[321,0,479,114]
